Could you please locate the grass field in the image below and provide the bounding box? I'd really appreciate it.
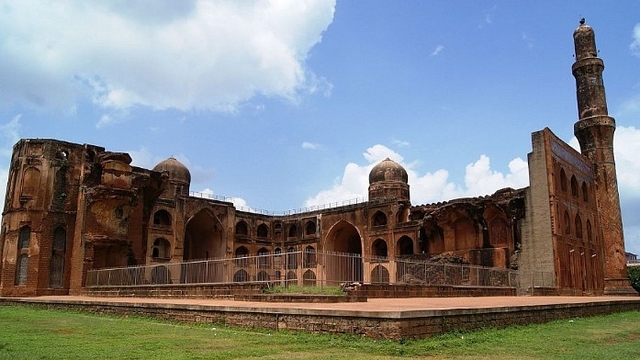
[0,305,639,359]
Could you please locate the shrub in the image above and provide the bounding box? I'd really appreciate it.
[627,266,640,293]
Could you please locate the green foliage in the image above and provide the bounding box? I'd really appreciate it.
[0,305,639,359]
[628,266,640,293]
[262,284,345,295]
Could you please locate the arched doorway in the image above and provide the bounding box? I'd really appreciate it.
[324,220,363,284]
[183,209,225,261]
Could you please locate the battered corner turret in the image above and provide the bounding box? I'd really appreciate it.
[572,19,636,295]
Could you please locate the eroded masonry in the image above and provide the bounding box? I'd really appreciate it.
[0,21,636,297]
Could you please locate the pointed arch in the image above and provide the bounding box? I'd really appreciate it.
[560,168,567,192]
[257,223,269,238]
[235,220,249,236]
[582,182,589,202]
[371,265,389,284]
[563,211,571,235]
[304,246,316,268]
[288,223,297,238]
[372,211,387,227]
[570,175,579,197]
[397,236,414,256]
[152,238,171,259]
[257,247,269,268]
[153,210,171,226]
[303,270,316,286]
[183,209,225,261]
[372,238,388,257]
[19,226,31,250]
[305,220,316,236]
[575,214,583,239]
[324,220,363,283]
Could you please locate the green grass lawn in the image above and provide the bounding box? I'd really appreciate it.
[0,305,639,359]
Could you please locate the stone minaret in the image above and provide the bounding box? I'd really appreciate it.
[572,19,636,295]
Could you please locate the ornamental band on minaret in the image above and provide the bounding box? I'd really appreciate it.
[572,19,635,295]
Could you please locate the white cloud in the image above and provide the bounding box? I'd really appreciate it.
[391,138,410,148]
[302,141,320,150]
[631,23,640,57]
[304,144,529,207]
[430,45,444,57]
[0,115,23,212]
[615,126,640,195]
[0,0,336,117]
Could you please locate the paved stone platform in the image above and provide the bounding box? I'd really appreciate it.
[2,295,639,339]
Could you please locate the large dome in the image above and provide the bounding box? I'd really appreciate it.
[369,158,408,184]
[153,157,191,184]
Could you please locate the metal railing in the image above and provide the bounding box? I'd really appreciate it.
[188,191,369,216]
[86,251,518,288]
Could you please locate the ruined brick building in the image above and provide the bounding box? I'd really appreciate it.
[0,21,635,297]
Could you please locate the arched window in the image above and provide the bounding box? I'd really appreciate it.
[257,271,270,282]
[233,269,249,282]
[575,214,583,239]
[15,254,28,286]
[152,238,171,259]
[257,247,269,268]
[303,270,316,286]
[563,211,571,235]
[304,246,316,268]
[371,265,389,284]
[19,226,31,250]
[305,221,316,236]
[50,226,66,288]
[288,224,297,238]
[397,236,414,256]
[234,246,249,267]
[235,221,248,236]
[560,168,567,192]
[587,220,593,243]
[570,175,579,197]
[153,210,171,226]
[16,226,30,286]
[582,182,589,202]
[286,247,298,270]
[372,238,388,257]
[372,211,387,226]
[257,224,269,238]
[274,247,282,268]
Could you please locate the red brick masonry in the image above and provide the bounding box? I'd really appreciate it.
[1,296,638,340]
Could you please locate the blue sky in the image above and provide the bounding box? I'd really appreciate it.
[2,1,640,253]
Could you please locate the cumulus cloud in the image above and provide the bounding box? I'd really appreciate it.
[0,0,336,117]
[631,23,640,57]
[304,144,530,207]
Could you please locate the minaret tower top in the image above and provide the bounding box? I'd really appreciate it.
[572,18,609,121]
[572,19,636,295]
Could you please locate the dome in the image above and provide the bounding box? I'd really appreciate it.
[369,158,408,185]
[153,157,191,184]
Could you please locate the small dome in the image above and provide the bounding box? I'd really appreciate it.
[153,157,191,184]
[369,158,408,185]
